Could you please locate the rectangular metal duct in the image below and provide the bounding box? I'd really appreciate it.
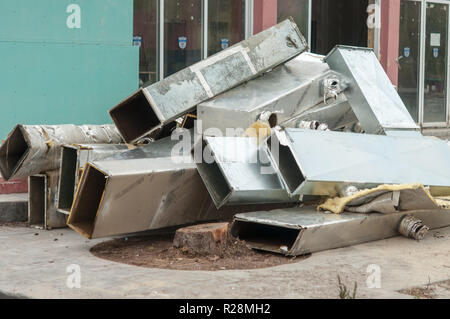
[57,131,191,214]
[28,170,67,229]
[67,155,292,239]
[231,207,450,256]
[197,52,339,136]
[109,18,308,143]
[0,124,123,181]
[267,128,450,197]
[324,45,419,135]
[194,136,297,208]
[57,144,129,214]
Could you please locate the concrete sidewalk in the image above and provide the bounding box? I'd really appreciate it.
[0,194,27,224]
[0,224,449,299]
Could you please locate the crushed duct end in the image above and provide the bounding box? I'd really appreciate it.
[0,124,123,180]
[0,125,30,180]
[398,215,429,241]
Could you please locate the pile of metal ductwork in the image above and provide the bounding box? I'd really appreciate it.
[2,19,450,255]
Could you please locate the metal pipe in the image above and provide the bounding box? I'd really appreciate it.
[0,124,123,180]
[109,19,308,143]
[231,207,450,256]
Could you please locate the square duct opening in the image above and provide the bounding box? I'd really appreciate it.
[109,89,161,143]
[68,164,107,238]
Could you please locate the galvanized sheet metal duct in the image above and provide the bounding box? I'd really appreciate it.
[197,52,345,136]
[324,45,420,135]
[194,136,297,208]
[57,131,192,214]
[109,19,308,143]
[0,124,123,180]
[231,207,450,256]
[57,144,130,214]
[267,128,450,197]
[67,155,292,239]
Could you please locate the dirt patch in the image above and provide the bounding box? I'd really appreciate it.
[90,234,308,271]
[399,280,450,299]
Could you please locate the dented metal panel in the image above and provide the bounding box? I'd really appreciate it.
[0,124,123,180]
[231,207,450,256]
[109,19,308,143]
[267,129,450,197]
[194,136,297,208]
[67,155,292,239]
[28,170,67,229]
[57,144,129,214]
[325,45,419,135]
[198,52,341,136]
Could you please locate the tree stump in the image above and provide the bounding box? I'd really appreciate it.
[173,222,230,255]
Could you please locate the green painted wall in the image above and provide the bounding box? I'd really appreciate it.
[0,0,138,139]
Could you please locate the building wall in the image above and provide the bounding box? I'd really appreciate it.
[0,0,139,140]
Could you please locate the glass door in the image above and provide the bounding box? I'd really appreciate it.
[398,0,449,126]
[164,0,203,77]
[398,0,421,122]
[423,1,448,124]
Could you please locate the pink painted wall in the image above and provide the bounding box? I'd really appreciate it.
[253,0,278,34]
[0,178,28,194]
[380,0,401,87]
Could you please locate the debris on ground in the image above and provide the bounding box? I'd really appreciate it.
[1,19,450,262]
[90,234,307,271]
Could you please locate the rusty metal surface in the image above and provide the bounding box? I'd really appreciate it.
[0,124,123,180]
[109,19,308,143]
[231,207,450,256]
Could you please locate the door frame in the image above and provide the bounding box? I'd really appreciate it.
[156,0,253,81]
[417,0,450,127]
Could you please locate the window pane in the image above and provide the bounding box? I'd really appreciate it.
[134,0,158,86]
[208,0,245,56]
[277,0,308,38]
[424,2,448,123]
[164,0,202,77]
[398,0,421,122]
